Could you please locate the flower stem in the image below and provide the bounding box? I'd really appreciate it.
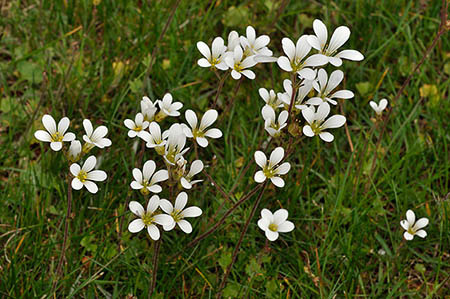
[222,77,243,117]
[55,174,73,278]
[217,182,267,298]
[149,236,162,298]
[212,73,229,110]
[287,74,298,127]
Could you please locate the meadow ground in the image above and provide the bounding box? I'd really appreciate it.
[0,0,449,297]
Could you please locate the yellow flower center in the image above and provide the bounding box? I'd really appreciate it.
[133,126,142,132]
[192,128,205,139]
[170,209,183,222]
[77,170,88,183]
[142,212,155,226]
[210,57,219,67]
[290,58,304,72]
[263,165,276,178]
[234,62,243,72]
[268,223,278,232]
[310,121,322,135]
[51,132,64,142]
[407,227,416,235]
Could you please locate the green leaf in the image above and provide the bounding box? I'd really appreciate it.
[356,82,372,97]
[17,61,43,83]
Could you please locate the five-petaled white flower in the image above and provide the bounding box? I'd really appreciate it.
[158,93,183,117]
[70,156,107,193]
[180,160,204,189]
[141,96,158,122]
[277,36,328,80]
[370,98,388,115]
[225,45,257,80]
[34,114,75,151]
[307,69,354,106]
[257,208,295,241]
[128,196,174,240]
[82,119,112,149]
[259,88,284,110]
[261,106,288,138]
[302,104,346,142]
[130,160,169,194]
[254,147,291,187]
[68,140,82,162]
[160,192,202,233]
[124,113,149,139]
[307,19,364,67]
[164,123,189,165]
[239,25,272,57]
[197,37,228,70]
[400,210,429,241]
[183,109,222,148]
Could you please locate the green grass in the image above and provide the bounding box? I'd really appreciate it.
[1,0,449,297]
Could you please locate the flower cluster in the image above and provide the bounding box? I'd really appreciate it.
[34,115,110,193]
[125,94,222,240]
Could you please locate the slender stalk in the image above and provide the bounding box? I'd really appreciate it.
[168,184,262,261]
[149,236,162,298]
[217,183,267,298]
[222,77,243,117]
[364,0,447,192]
[287,74,298,127]
[55,174,73,277]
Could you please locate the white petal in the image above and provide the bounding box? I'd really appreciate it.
[276,56,293,72]
[415,229,427,238]
[42,114,57,134]
[303,125,315,137]
[261,208,273,220]
[254,170,266,183]
[265,229,279,241]
[379,99,388,110]
[297,68,316,80]
[269,147,284,166]
[189,160,204,176]
[295,35,312,60]
[335,49,364,61]
[270,177,285,188]
[316,102,330,122]
[130,181,143,189]
[197,41,211,60]
[321,115,346,129]
[241,70,255,80]
[326,70,344,94]
[197,58,211,67]
[307,35,321,51]
[196,136,209,148]
[50,142,62,151]
[319,132,334,142]
[151,169,169,184]
[82,156,97,172]
[143,160,156,180]
[281,37,295,61]
[400,220,410,231]
[83,181,98,193]
[277,220,294,233]
[57,117,70,135]
[406,210,415,225]
[254,151,267,168]
[413,218,429,230]
[153,214,174,226]
[128,219,145,233]
[275,162,290,175]
[301,107,315,124]
[328,26,350,52]
[147,195,160,213]
[70,163,81,177]
[231,70,242,80]
[34,130,52,142]
[257,218,270,231]
[163,221,176,231]
[273,209,289,225]
[204,128,222,139]
[175,192,188,210]
[83,119,93,136]
[124,119,135,130]
[71,178,83,190]
[331,90,354,99]
[147,224,160,240]
[132,168,143,184]
[181,206,202,218]
[177,219,193,234]
[129,201,145,217]
[200,109,218,129]
[185,109,198,129]
[211,37,225,57]
[62,132,75,142]
[148,185,162,193]
[303,54,328,67]
[404,231,414,241]
[328,57,342,67]
[313,19,328,49]
[87,170,107,182]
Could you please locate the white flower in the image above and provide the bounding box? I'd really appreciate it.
[141,96,158,122]
[302,104,346,142]
[130,160,169,194]
[143,122,167,150]
[276,36,328,80]
[239,25,272,57]
[158,93,183,117]
[164,123,189,165]
[307,19,364,67]
[226,31,240,51]
[82,119,112,149]
[369,98,388,115]
[306,69,354,106]
[68,140,82,161]
[159,192,202,233]
[224,45,257,80]
[128,196,174,240]
[124,113,150,139]
[259,88,284,110]
[257,208,294,241]
[197,37,228,70]
[262,106,288,138]
[254,147,291,188]
[183,109,222,147]
[70,156,107,193]
[279,79,313,110]
[180,160,203,189]
[400,210,429,241]
[34,114,75,151]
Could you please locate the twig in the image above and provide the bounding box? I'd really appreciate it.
[364,0,448,192]
[203,171,232,204]
[217,183,267,298]
[149,237,162,298]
